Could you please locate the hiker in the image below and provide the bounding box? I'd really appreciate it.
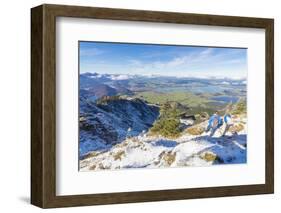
[205,111,223,137]
[222,113,234,136]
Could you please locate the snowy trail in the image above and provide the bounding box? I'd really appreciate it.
[80,130,247,171]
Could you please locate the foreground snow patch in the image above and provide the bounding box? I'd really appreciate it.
[80,132,246,171]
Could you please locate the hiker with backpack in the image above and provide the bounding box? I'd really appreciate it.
[222,113,234,136]
[205,111,223,137]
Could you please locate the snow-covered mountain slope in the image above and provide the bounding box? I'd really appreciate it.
[80,114,247,171]
[79,97,159,157]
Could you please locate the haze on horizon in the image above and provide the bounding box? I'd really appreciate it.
[79,41,247,79]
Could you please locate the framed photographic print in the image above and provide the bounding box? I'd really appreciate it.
[31,4,274,208]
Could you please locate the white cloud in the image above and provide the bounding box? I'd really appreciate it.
[80,47,105,57]
[81,47,247,79]
[128,59,143,67]
[127,48,246,78]
[110,74,131,80]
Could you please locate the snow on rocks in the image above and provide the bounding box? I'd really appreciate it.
[80,121,247,171]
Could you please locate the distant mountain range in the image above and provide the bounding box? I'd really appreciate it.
[79,72,247,100]
[81,72,246,83]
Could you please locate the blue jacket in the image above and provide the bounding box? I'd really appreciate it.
[208,114,223,128]
[224,114,231,124]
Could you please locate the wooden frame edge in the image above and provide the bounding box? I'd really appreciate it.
[265,19,274,194]
[31,5,44,208]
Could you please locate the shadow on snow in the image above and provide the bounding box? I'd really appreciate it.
[153,139,178,148]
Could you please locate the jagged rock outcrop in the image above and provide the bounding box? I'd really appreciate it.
[79,97,159,157]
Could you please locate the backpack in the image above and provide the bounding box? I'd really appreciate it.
[212,117,219,128]
[224,114,231,124]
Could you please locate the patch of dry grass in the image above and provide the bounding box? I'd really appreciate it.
[113,150,125,161]
[89,164,97,170]
[229,123,244,133]
[81,151,100,160]
[201,152,217,162]
[115,141,128,148]
[162,151,176,166]
[186,125,205,135]
[98,163,110,170]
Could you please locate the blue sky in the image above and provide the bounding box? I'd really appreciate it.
[79,41,247,79]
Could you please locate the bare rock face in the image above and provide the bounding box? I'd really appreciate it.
[79,97,159,157]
